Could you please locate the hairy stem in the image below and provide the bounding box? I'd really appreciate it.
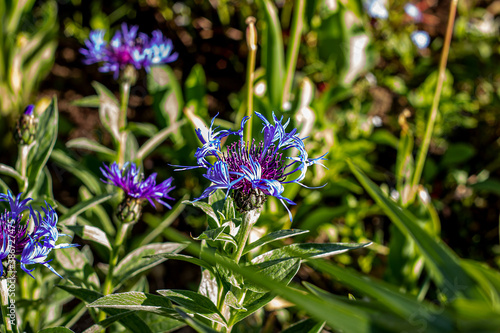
[233,209,261,263]
[282,0,305,110]
[410,0,458,202]
[18,145,29,192]
[245,17,257,144]
[98,222,132,322]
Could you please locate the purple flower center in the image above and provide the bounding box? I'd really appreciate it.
[222,139,286,195]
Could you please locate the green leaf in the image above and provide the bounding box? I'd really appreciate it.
[67,225,111,250]
[174,307,219,333]
[148,65,184,127]
[136,312,186,333]
[127,122,158,137]
[157,289,226,326]
[304,261,454,331]
[88,292,177,317]
[348,161,483,301]
[39,328,75,333]
[112,243,187,289]
[194,226,237,248]
[82,311,134,333]
[66,138,115,159]
[27,97,58,189]
[136,120,186,161]
[72,95,100,108]
[59,193,117,225]
[159,228,381,332]
[252,242,371,263]
[224,291,246,311]
[470,179,500,196]
[441,143,476,167]
[51,149,103,195]
[395,123,414,204]
[92,81,120,142]
[303,282,450,333]
[184,200,219,227]
[145,254,214,273]
[0,163,22,182]
[245,258,300,293]
[258,0,285,110]
[57,285,153,333]
[55,247,100,289]
[281,319,325,333]
[244,229,309,254]
[185,64,207,115]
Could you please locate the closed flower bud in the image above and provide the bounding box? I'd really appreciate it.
[14,105,37,146]
[234,188,266,213]
[117,197,143,224]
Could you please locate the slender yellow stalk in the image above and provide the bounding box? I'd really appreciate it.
[410,0,458,202]
[245,17,257,144]
[117,80,131,167]
[282,0,305,110]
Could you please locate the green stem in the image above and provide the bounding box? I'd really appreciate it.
[410,0,458,202]
[18,145,28,192]
[117,80,131,167]
[0,279,13,333]
[233,209,261,263]
[218,209,262,332]
[98,222,132,322]
[282,0,305,110]
[245,17,257,144]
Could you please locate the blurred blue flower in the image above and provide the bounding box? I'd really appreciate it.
[411,30,430,49]
[0,191,78,278]
[80,23,178,79]
[178,112,327,219]
[364,0,389,19]
[101,162,175,209]
[404,3,423,22]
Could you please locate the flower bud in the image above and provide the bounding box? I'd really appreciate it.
[233,188,266,213]
[121,64,138,85]
[117,197,143,224]
[14,105,37,146]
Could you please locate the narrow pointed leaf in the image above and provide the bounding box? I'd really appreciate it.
[348,161,483,301]
[88,292,177,317]
[158,289,226,326]
[112,243,187,289]
[244,229,309,254]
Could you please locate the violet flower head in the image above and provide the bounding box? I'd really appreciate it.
[80,23,178,79]
[0,191,78,279]
[101,162,175,209]
[178,112,327,220]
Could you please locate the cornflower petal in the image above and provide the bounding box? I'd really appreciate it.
[101,162,175,209]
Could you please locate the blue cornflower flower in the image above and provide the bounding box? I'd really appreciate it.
[364,0,389,19]
[178,112,327,219]
[411,30,430,49]
[404,3,423,22]
[0,191,78,278]
[101,162,175,211]
[80,23,178,79]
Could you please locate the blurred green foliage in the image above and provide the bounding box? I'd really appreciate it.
[0,0,58,118]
